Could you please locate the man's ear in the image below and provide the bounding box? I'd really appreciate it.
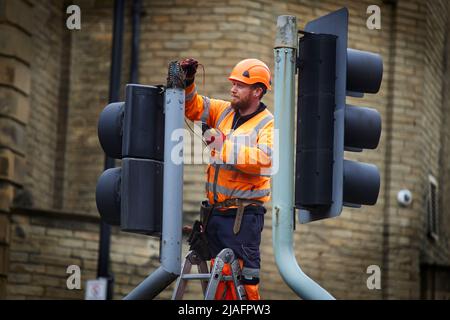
[255,87,263,99]
[258,87,264,100]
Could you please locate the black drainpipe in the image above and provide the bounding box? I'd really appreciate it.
[130,0,142,84]
[97,0,125,300]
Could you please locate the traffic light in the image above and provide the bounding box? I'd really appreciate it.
[96,84,165,235]
[295,7,383,223]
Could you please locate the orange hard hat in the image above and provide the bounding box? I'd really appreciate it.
[228,59,272,90]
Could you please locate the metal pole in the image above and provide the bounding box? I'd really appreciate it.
[160,87,184,275]
[97,0,125,300]
[272,15,335,300]
[123,266,177,300]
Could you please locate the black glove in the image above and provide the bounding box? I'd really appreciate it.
[180,58,199,86]
[187,220,211,261]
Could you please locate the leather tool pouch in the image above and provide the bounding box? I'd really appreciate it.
[187,201,213,261]
[187,220,211,261]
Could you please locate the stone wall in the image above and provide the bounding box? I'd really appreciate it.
[1,0,450,299]
[7,208,168,299]
[0,0,33,298]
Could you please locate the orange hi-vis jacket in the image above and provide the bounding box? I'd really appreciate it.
[184,83,274,204]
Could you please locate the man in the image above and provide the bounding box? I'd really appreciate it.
[180,58,274,300]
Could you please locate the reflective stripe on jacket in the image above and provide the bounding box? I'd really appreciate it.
[185,83,274,204]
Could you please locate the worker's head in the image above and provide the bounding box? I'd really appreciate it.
[228,59,271,109]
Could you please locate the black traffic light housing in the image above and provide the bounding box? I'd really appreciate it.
[296,8,383,223]
[96,84,165,236]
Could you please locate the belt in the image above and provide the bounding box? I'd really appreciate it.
[213,198,263,235]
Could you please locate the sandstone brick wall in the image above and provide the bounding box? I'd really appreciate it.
[379,0,450,299]
[24,0,65,209]
[6,208,171,299]
[438,2,450,279]
[353,0,428,299]
[63,1,115,215]
[1,0,450,300]
[419,0,450,298]
[420,0,450,265]
[0,0,33,298]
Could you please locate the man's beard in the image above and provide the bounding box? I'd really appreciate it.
[230,94,251,112]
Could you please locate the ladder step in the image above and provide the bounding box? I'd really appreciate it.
[181,274,234,281]
[181,274,210,280]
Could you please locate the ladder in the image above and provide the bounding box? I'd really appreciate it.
[172,248,247,300]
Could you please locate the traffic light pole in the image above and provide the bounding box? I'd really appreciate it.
[272,15,334,300]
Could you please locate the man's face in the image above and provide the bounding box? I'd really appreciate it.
[230,80,253,110]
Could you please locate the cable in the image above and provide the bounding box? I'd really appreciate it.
[179,60,208,146]
[184,118,209,147]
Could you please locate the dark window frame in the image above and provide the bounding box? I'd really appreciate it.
[427,174,439,241]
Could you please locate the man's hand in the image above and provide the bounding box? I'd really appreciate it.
[204,128,226,163]
[203,128,226,148]
[180,58,199,80]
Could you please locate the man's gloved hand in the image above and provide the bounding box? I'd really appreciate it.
[203,128,226,162]
[187,220,211,261]
[203,128,226,148]
[180,58,199,85]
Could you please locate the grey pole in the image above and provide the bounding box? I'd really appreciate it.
[160,87,184,275]
[123,266,177,300]
[124,63,185,299]
[272,15,335,300]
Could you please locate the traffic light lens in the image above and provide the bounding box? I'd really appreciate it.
[98,102,125,159]
[96,167,122,226]
[347,49,383,94]
[344,105,381,150]
[343,160,380,205]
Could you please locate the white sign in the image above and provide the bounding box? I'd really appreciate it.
[85,278,108,300]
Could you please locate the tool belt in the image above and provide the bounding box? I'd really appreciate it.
[187,198,263,261]
[212,198,263,235]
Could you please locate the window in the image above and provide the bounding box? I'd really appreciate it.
[427,175,439,241]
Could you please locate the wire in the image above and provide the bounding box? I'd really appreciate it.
[180,60,207,145]
[198,63,205,90]
[184,118,208,147]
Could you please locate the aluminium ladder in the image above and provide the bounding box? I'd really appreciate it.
[172,248,247,300]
